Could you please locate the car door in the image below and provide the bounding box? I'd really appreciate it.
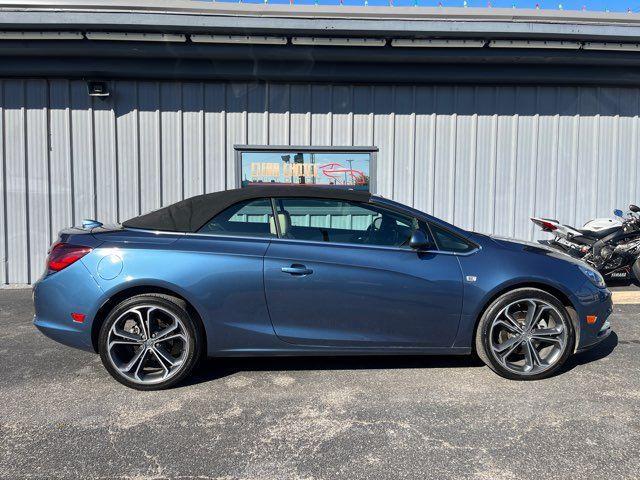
[263,197,464,348]
[178,197,278,352]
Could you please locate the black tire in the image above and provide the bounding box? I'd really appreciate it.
[98,293,203,391]
[475,288,575,381]
[632,258,640,287]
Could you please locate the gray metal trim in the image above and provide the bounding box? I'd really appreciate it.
[3,1,640,42]
[234,145,379,152]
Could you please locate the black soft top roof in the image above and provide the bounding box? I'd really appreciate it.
[122,186,372,233]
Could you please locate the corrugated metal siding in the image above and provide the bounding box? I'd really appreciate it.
[1,80,640,284]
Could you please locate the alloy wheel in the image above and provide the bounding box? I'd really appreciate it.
[488,298,568,376]
[106,305,190,385]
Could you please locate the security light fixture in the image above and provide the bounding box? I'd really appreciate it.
[87,81,109,98]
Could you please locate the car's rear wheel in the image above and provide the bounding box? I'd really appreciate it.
[475,288,574,380]
[98,294,202,390]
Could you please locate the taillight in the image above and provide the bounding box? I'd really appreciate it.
[531,218,558,232]
[47,243,92,273]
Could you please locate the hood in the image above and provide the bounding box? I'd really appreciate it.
[487,234,587,267]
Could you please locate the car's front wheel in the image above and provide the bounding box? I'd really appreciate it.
[475,288,575,380]
[98,294,202,390]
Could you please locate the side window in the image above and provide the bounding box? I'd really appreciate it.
[429,223,475,253]
[274,197,427,248]
[198,198,276,238]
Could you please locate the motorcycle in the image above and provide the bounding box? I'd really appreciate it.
[531,204,640,284]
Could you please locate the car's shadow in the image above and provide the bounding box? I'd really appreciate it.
[182,332,618,386]
[183,353,485,386]
[553,331,619,377]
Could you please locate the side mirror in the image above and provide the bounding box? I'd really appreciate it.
[629,204,640,213]
[409,230,431,250]
[614,209,624,217]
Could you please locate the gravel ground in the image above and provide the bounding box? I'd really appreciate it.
[1,288,639,480]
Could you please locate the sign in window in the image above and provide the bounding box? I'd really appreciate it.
[235,147,376,192]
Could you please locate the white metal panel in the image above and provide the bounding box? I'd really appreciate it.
[247,83,267,146]
[115,81,140,221]
[554,87,580,227]
[311,85,331,146]
[49,80,73,242]
[513,86,538,241]
[204,83,226,192]
[616,89,639,212]
[69,80,96,225]
[93,83,118,221]
[453,86,477,230]
[138,81,161,215]
[373,85,394,198]
[182,83,204,199]
[413,86,436,215]
[3,79,640,284]
[226,83,247,188]
[290,84,311,146]
[472,86,498,235]
[493,86,518,238]
[533,87,559,225]
[268,84,289,145]
[352,86,373,147]
[575,87,600,228]
[4,80,29,284]
[332,85,352,147]
[393,86,415,206]
[25,79,50,282]
[433,86,457,222]
[160,82,182,206]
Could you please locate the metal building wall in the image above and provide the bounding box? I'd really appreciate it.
[1,79,639,284]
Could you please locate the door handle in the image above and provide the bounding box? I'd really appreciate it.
[281,264,313,276]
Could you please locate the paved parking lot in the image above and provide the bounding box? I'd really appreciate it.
[1,288,639,480]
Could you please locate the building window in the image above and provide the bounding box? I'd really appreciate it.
[234,146,377,192]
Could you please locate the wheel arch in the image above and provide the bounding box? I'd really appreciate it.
[91,284,208,353]
[470,281,580,355]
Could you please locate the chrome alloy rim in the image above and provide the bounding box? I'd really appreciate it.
[488,299,568,376]
[106,305,189,385]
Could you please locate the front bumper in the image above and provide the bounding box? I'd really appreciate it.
[33,261,104,353]
[573,285,613,353]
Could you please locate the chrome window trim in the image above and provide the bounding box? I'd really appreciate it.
[123,227,479,256]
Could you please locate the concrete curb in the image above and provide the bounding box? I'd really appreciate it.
[612,291,640,305]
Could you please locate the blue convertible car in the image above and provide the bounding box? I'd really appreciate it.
[33,186,612,389]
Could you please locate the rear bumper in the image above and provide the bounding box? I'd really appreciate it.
[32,261,104,353]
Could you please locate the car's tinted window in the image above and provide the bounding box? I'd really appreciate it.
[198,198,276,238]
[274,197,427,248]
[429,223,475,253]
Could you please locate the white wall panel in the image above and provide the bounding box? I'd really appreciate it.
[2,79,640,284]
[4,80,29,284]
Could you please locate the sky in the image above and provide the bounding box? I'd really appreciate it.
[211,0,639,13]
